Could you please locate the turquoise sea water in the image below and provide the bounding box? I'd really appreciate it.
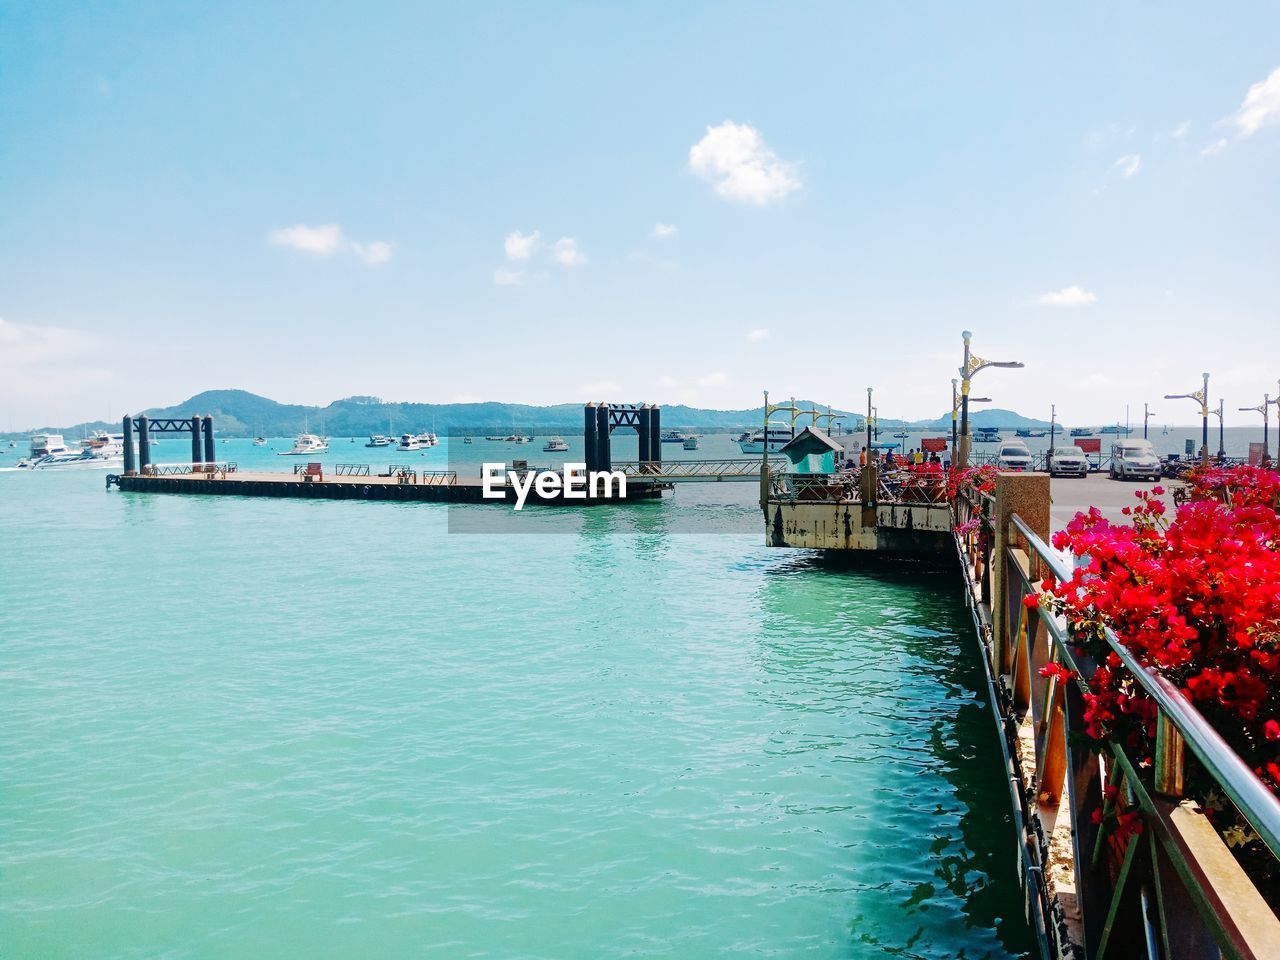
[1,441,1032,959]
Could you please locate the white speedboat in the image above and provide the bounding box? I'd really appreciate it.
[278,433,329,455]
[737,427,794,454]
[543,436,569,452]
[682,436,700,451]
[417,432,439,447]
[398,433,426,452]
[366,435,395,448]
[253,437,267,446]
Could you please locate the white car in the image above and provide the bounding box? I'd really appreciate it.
[1110,439,1161,482]
[996,441,1033,471]
[1048,446,1089,478]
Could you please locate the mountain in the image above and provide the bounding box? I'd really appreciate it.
[3,391,1055,439]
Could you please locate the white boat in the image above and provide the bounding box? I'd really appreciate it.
[398,433,427,452]
[660,430,689,443]
[682,436,700,451]
[543,436,569,452]
[253,437,267,446]
[973,428,1001,443]
[463,437,473,444]
[417,432,439,447]
[17,432,124,469]
[737,427,794,454]
[278,433,329,455]
[366,435,395,448]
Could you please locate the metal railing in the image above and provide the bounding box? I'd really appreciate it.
[769,472,858,501]
[143,462,237,476]
[956,486,1280,959]
[335,463,371,476]
[614,458,772,482]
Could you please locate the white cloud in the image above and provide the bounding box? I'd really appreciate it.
[269,223,392,265]
[652,222,678,239]
[270,223,344,255]
[1171,120,1191,139]
[553,237,586,267]
[1035,285,1097,307]
[493,268,524,287]
[1229,65,1280,138]
[353,241,394,265]
[1201,138,1229,156]
[746,328,769,342]
[1113,154,1141,178]
[656,374,677,388]
[689,120,800,205]
[698,371,729,387]
[579,380,621,396]
[504,230,540,261]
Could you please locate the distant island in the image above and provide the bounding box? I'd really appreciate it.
[4,389,1060,439]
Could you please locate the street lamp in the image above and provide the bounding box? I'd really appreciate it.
[950,380,990,462]
[1049,404,1056,456]
[1210,399,1225,461]
[1164,372,1210,465]
[1143,402,1155,440]
[958,330,1024,468]
[866,388,873,456]
[1239,394,1271,464]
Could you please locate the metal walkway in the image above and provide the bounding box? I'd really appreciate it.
[614,458,773,482]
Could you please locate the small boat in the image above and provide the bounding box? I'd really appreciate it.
[543,436,569,452]
[398,433,427,452]
[973,428,1001,443]
[682,436,700,451]
[1015,428,1047,438]
[253,437,267,446]
[892,431,910,439]
[738,427,794,454]
[1100,424,1130,435]
[868,440,899,450]
[463,437,473,444]
[366,435,395,448]
[18,431,125,469]
[1162,425,1169,436]
[660,430,689,443]
[1069,427,1092,437]
[278,433,329,455]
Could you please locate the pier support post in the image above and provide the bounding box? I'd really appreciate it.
[190,416,203,466]
[583,403,598,473]
[990,472,1050,676]
[637,405,652,471]
[596,404,611,472]
[202,415,215,464]
[137,415,151,473]
[122,415,136,475]
[649,406,661,466]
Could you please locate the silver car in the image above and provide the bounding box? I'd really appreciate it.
[1048,446,1089,478]
[996,442,1033,471]
[1110,439,1162,482]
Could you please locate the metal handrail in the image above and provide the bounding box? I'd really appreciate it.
[1009,513,1280,860]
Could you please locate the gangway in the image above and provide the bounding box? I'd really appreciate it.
[614,458,775,483]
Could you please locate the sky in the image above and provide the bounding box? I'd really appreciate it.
[2,2,1279,429]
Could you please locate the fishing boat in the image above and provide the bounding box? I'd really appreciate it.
[682,436,700,451]
[543,436,569,452]
[366,435,395,448]
[738,427,794,454]
[278,433,329,455]
[1015,428,1047,438]
[660,430,689,443]
[973,427,1001,443]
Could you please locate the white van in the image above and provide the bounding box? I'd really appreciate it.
[1110,439,1161,481]
[996,441,1033,471]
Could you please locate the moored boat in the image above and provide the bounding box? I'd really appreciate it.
[278,433,329,455]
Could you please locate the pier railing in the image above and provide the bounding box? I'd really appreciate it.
[616,458,771,482]
[143,462,237,477]
[956,480,1280,960]
[767,469,950,505]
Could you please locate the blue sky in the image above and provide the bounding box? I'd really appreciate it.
[2,2,1279,428]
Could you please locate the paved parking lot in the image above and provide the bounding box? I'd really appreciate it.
[1048,471,1181,532]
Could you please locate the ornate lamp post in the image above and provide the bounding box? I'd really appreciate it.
[950,380,990,462]
[957,330,1024,468]
[1210,399,1225,462]
[866,388,873,456]
[1239,394,1270,463]
[1164,372,1210,465]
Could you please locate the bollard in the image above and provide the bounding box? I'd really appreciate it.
[137,415,151,473]
[122,415,136,475]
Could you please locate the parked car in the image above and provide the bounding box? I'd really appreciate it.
[1110,439,1162,481]
[1048,445,1089,478]
[996,441,1033,471]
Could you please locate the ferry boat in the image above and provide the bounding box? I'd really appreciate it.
[397,433,427,452]
[1100,424,1131,435]
[1069,427,1093,437]
[682,436,700,451]
[973,427,1001,443]
[365,435,395,448]
[543,436,569,452]
[737,427,794,454]
[1015,428,1047,438]
[278,433,329,455]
